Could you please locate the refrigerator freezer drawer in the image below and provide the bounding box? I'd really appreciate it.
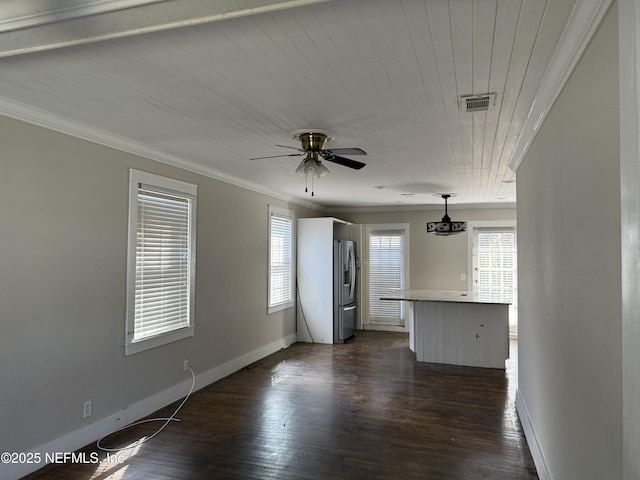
[336,304,356,343]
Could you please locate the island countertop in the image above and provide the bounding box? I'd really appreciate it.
[379,289,510,305]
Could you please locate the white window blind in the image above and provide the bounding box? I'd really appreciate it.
[368,231,404,321]
[475,231,516,304]
[126,170,196,355]
[134,185,192,339]
[268,206,294,313]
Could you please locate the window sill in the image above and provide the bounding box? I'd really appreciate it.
[125,326,195,356]
[268,300,294,315]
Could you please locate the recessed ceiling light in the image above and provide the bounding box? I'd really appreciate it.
[373,185,388,190]
[401,193,414,197]
[502,179,515,184]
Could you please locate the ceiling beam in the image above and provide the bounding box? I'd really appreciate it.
[0,0,330,57]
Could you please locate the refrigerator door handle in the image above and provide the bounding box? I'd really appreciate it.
[348,245,356,300]
[343,304,357,312]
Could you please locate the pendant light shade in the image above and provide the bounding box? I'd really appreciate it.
[295,153,329,196]
[295,158,329,178]
[427,194,467,236]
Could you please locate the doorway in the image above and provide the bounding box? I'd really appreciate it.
[469,223,518,337]
[362,224,409,331]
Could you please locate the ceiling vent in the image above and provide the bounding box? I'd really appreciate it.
[461,93,496,113]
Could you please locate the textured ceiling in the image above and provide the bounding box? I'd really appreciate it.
[0,0,583,209]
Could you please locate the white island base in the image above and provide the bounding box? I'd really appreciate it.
[381,290,510,369]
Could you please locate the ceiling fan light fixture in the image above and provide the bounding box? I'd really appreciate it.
[250,128,366,196]
[427,194,467,236]
[295,158,329,178]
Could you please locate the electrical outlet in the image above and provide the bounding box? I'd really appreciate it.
[460,273,466,282]
[83,400,92,419]
[183,360,189,372]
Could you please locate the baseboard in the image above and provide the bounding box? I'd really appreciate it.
[363,324,408,333]
[515,390,552,480]
[3,333,297,480]
[196,333,297,388]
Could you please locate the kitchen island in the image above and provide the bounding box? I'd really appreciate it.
[380,290,510,369]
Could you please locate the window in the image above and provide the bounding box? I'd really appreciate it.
[268,206,294,313]
[125,169,197,355]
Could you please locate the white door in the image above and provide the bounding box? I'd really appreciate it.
[364,225,409,330]
[472,227,518,336]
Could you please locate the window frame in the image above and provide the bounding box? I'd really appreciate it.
[125,169,197,356]
[267,205,295,314]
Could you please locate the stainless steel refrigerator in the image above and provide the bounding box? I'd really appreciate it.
[333,240,357,343]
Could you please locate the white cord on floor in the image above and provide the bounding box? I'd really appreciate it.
[96,366,196,452]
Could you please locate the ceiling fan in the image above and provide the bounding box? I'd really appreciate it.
[250,129,366,196]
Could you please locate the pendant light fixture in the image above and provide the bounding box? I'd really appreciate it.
[427,194,467,236]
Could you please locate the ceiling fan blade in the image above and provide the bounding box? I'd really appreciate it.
[275,144,306,152]
[249,153,303,160]
[323,147,367,156]
[322,154,366,170]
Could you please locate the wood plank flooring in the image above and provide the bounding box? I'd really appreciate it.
[23,331,537,480]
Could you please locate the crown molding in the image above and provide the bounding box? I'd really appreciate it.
[508,0,615,173]
[0,96,321,211]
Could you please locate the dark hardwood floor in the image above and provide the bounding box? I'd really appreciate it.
[23,331,537,480]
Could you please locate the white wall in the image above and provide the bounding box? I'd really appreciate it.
[334,207,515,291]
[0,114,319,478]
[516,4,622,479]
